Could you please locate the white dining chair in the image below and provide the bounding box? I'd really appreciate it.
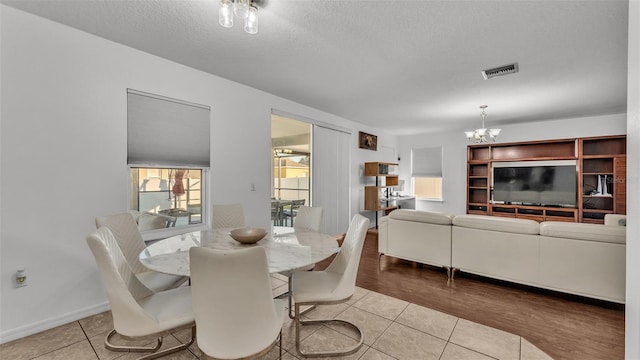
[291,214,369,357]
[86,227,195,359]
[95,213,187,292]
[292,206,323,232]
[283,205,324,318]
[212,203,246,229]
[190,246,285,359]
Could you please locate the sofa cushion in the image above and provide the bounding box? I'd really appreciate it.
[539,221,625,244]
[453,214,539,235]
[389,209,453,225]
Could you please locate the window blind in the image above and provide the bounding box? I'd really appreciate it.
[127,90,210,167]
[411,146,443,177]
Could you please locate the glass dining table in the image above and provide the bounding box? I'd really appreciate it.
[139,226,340,276]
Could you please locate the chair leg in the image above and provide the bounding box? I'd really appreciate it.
[294,303,363,358]
[105,326,196,360]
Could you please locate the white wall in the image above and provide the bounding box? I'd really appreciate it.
[625,0,639,358]
[0,6,397,342]
[396,114,627,215]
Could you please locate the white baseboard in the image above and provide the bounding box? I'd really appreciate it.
[0,301,110,344]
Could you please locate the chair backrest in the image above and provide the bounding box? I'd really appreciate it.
[190,246,282,358]
[86,227,156,335]
[291,199,305,209]
[212,203,245,229]
[95,213,147,274]
[325,214,369,300]
[293,206,323,232]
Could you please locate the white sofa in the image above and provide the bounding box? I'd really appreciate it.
[451,215,541,287]
[378,209,454,274]
[378,210,626,303]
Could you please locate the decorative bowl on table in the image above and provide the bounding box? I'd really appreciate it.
[229,227,268,244]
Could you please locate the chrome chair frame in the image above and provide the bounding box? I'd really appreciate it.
[105,326,195,360]
[294,297,363,358]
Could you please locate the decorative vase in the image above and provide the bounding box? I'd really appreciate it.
[602,175,609,196]
[596,175,602,195]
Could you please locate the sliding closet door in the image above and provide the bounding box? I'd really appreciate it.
[312,125,350,235]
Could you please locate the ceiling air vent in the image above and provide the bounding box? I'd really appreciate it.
[482,63,519,80]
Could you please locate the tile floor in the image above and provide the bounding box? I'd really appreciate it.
[0,274,553,360]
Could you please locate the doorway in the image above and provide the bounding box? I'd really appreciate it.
[271,114,311,227]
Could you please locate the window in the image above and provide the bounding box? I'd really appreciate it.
[411,146,443,201]
[413,177,443,200]
[130,167,203,226]
[127,90,210,231]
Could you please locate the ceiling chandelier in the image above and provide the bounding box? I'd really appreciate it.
[219,0,258,34]
[465,105,501,143]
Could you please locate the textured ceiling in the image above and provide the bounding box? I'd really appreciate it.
[2,0,629,135]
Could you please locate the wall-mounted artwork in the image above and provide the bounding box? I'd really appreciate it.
[359,131,377,151]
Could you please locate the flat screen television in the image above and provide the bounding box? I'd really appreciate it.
[492,160,577,207]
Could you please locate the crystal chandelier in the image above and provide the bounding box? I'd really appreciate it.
[465,105,501,143]
[219,0,258,34]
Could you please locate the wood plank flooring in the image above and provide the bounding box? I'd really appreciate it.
[316,231,625,360]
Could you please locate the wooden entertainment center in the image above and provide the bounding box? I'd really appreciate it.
[466,135,626,224]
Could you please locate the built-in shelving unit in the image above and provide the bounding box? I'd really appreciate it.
[579,135,627,223]
[466,135,626,223]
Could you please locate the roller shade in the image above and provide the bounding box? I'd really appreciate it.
[127,90,210,167]
[411,146,442,177]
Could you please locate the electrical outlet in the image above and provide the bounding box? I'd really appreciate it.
[16,269,27,288]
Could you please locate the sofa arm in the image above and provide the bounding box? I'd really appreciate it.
[604,214,626,227]
[378,215,389,254]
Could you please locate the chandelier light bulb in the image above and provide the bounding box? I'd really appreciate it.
[244,4,258,34]
[219,0,258,34]
[219,0,234,28]
[234,0,250,19]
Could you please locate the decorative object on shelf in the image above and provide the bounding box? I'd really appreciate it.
[219,0,258,34]
[359,131,378,151]
[593,174,611,196]
[465,105,501,143]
